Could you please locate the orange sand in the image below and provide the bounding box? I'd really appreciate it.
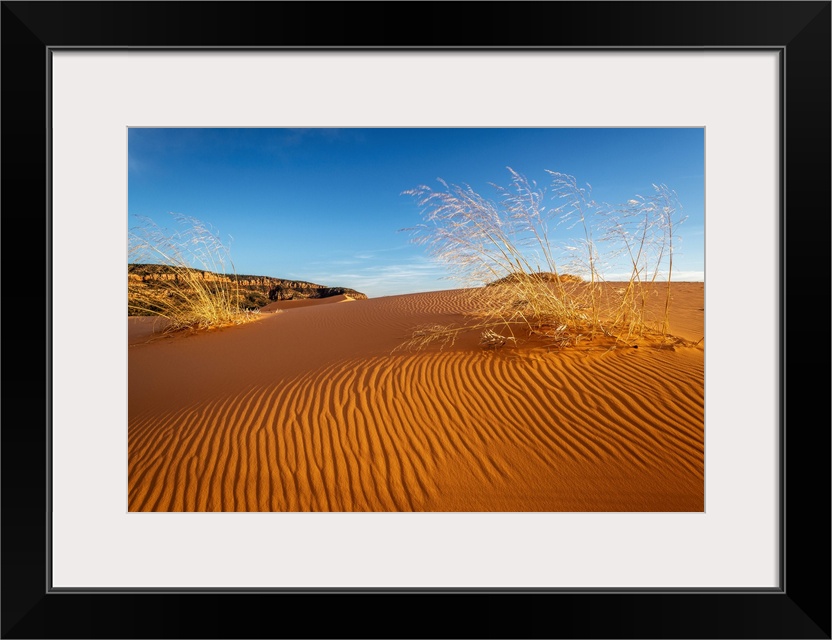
[128,283,704,511]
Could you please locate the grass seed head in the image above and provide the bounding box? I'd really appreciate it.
[128,213,261,334]
[402,168,686,351]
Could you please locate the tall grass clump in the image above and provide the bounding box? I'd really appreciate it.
[128,213,261,333]
[401,168,686,350]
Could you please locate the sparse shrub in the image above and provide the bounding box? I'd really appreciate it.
[128,213,262,333]
[243,291,270,310]
[402,168,686,350]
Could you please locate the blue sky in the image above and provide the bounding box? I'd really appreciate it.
[128,128,704,298]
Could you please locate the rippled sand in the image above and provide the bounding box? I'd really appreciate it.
[128,284,704,512]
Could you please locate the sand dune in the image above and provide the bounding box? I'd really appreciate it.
[259,293,355,312]
[128,283,704,511]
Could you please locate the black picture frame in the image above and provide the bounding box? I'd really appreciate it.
[2,2,829,638]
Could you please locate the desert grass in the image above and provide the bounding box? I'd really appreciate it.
[401,168,687,350]
[128,214,262,333]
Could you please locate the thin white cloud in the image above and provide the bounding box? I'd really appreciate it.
[304,258,453,298]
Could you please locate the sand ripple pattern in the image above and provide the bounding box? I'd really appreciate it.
[129,346,703,512]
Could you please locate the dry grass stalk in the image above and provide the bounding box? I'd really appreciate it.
[128,213,262,333]
[402,168,686,351]
[479,329,516,349]
[394,323,462,352]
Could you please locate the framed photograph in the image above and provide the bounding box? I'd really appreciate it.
[3,2,829,638]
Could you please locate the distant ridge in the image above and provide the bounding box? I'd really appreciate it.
[128,263,367,312]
